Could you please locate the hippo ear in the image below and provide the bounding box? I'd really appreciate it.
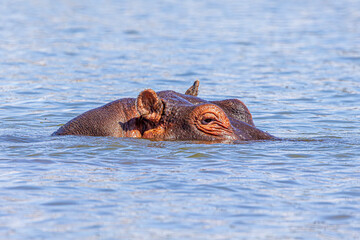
[185,80,199,96]
[136,89,164,123]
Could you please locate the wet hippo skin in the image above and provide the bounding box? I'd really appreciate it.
[52,81,274,143]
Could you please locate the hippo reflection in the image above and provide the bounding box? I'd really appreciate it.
[52,81,274,143]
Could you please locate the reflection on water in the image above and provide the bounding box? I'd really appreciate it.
[1,0,360,239]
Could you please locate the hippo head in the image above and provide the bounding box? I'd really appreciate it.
[135,80,273,143]
[53,80,274,143]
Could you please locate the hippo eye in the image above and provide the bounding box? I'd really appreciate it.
[201,118,214,125]
[191,105,234,139]
[200,113,218,125]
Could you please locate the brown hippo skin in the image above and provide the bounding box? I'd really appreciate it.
[52,81,274,143]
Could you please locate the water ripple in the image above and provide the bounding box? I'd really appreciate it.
[1,0,360,239]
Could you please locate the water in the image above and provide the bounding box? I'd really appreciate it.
[1,0,360,239]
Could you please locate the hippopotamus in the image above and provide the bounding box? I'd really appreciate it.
[52,81,274,143]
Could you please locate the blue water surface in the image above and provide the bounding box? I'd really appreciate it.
[0,0,359,239]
